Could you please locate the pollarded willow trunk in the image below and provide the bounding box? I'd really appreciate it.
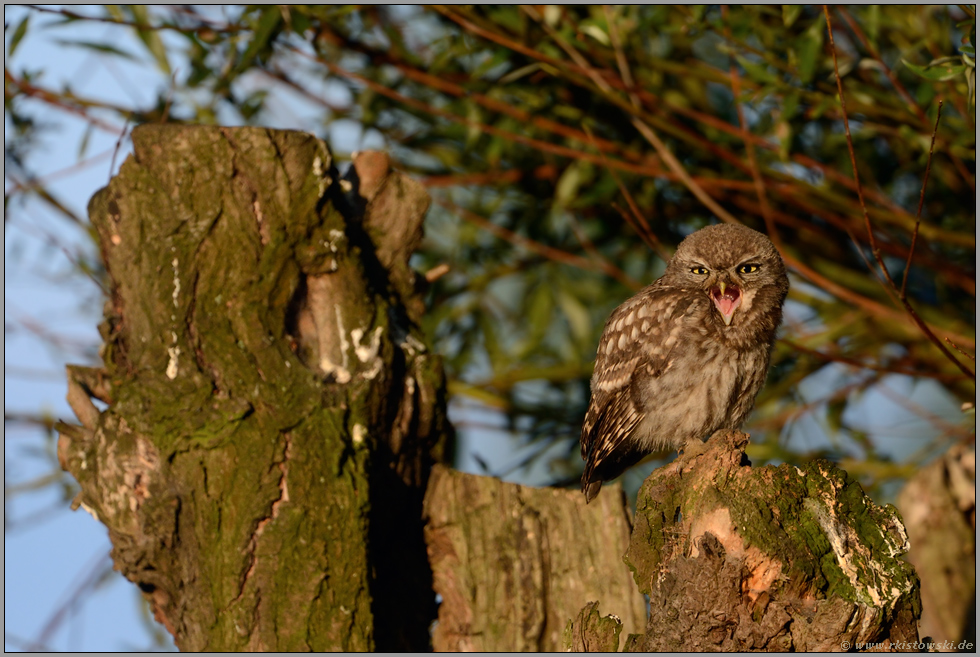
[57,125,450,651]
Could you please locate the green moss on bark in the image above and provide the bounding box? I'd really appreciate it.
[60,126,448,650]
[623,431,920,651]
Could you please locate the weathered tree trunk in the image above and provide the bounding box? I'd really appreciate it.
[423,465,646,651]
[567,431,922,652]
[897,443,975,649]
[57,126,450,650]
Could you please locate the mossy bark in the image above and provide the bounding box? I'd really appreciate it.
[57,126,449,651]
[569,431,922,652]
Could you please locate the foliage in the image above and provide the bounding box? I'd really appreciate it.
[5,5,975,505]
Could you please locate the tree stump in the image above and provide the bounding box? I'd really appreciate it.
[569,431,922,651]
[423,465,646,651]
[897,442,975,648]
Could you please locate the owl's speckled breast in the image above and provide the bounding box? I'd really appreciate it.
[634,327,770,451]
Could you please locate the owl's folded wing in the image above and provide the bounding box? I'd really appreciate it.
[580,287,691,501]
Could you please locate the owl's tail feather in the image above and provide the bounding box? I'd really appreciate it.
[582,477,602,504]
[581,437,648,503]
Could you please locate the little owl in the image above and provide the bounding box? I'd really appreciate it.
[580,223,788,503]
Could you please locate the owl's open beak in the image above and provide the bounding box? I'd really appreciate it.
[710,282,741,326]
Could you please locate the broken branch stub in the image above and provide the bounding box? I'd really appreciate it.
[57,125,449,650]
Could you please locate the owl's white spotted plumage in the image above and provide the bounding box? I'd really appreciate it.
[580,223,788,502]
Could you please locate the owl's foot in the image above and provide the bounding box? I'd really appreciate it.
[678,436,709,461]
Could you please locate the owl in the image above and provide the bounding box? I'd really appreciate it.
[580,223,789,503]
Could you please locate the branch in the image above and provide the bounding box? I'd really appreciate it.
[901,102,943,299]
[823,6,975,380]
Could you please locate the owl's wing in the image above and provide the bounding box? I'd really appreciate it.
[580,286,692,501]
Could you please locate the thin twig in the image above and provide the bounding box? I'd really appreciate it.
[519,5,975,359]
[602,5,640,109]
[721,5,778,244]
[823,7,894,292]
[782,340,969,383]
[279,45,682,181]
[834,7,973,193]
[901,101,943,299]
[580,123,669,261]
[835,7,928,124]
[824,5,975,380]
[4,70,125,135]
[566,213,643,290]
[436,197,624,279]
[610,201,669,260]
[109,121,131,183]
[521,2,741,227]
[945,337,977,362]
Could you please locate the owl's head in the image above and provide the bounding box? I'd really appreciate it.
[664,224,788,327]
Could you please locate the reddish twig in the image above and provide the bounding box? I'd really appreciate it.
[782,340,969,383]
[823,7,895,293]
[945,337,976,362]
[835,7,973,194]
[4,70,125,135]
[824,5,975,380]
[580,124,669,261]
[835,7,928,124]
[566,213,643,291]
[603,5,640,109]
[721,5,778,245]
[901,101,943,299]
[610,202,667,263]
[435,197,619,278]
[278,47,682,181]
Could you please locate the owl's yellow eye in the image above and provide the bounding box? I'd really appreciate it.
[737,264,760,274]
[691,266,709,275]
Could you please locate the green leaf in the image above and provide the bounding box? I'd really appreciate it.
[782,90,800,121]
[902,58,966,81]
[8,13,29,57]
[580,23,610,46]
[796,18,824,84]
[465,102,482,148]
[519,282,554,359]
[866,5,880,46]
[77,123,94,159]
[237,7,282,74]
[554,162,584,209]
[735,55,777,84]
[128,5,171,75]
[498,62,541,85]
[782,5,803,27]
[54,39,137,60]
[557,288,590,346]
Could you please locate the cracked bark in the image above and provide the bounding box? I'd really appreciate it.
[58,126,450,650]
